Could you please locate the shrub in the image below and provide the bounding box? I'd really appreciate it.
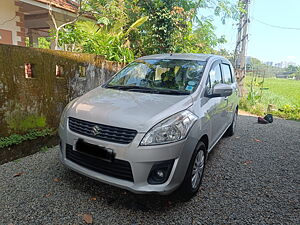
[0,128,54,149]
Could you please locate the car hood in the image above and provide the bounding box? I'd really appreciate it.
[67,87,193,132]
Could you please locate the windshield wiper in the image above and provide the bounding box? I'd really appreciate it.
[106,85,190,95]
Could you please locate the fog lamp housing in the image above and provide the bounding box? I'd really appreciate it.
[147,159,174,184]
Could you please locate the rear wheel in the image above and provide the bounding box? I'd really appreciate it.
[177,141,206,201]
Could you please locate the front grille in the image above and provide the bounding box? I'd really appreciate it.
[68,117,137,144]
[66,144,134,182]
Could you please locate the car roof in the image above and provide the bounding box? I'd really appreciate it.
[137,53,223,62]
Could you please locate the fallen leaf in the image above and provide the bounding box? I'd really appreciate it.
[44,193,52,198]
[53,178,60,182]
[90,197,96,201]
[242,160,253,165]
[254,139,262,142]
[13,172,24,177]
[83,214,93,224]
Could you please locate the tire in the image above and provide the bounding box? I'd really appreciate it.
[176,141,206,201]
[226,109,238,137]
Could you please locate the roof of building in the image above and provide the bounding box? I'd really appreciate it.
[34,0,78,13]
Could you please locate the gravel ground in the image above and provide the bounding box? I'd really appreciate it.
[0,115,299,225]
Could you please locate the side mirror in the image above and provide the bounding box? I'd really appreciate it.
[207,83,233,98]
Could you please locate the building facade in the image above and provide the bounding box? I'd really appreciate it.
[0,0,78,48]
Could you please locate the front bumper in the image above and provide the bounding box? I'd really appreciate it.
[58,122,199,194]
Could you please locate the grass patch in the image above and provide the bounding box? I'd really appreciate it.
[258,78,300,107]
[241,77,300,120]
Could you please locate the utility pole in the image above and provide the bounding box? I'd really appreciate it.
[233,0,250,96]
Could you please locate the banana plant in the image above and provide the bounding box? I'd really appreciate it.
[71,16,148,62]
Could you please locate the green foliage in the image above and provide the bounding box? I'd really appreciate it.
[38,37,51,49]
[137,3,180,54]
[246,76,265,105]
[57,25,85,50]
[135,0,232,55]
[83,0,134,32]
[247,57,284,78]
[240,76,300,120]
[285,65,300,79]
[40,146,50,153]
[176,19,227,54]
[5,110,47,133]
[25,37,51,49]
[274,104,300,121]
[214,0,240,24]
[0,128,53,149]
[58,15,147,62]
[25,37,29,47]
[285,65,298,73]
[57,0,239,60]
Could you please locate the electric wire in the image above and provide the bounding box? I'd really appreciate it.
[252,17,300,31]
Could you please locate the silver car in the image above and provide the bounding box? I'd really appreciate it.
[59,53,239,200]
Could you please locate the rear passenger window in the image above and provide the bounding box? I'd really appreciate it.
[221,64,232,84]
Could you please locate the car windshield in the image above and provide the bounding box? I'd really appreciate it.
[105,59,206,95]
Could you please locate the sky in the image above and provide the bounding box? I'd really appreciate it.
[200,0,300,65]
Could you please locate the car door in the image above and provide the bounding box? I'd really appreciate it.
[205,61,227,145]
[220,62,238,125]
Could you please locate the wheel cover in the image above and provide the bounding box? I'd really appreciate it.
[191,150,205,189]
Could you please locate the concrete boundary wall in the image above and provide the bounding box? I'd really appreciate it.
[0,44,125,136]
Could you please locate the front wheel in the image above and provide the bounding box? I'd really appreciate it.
[176,141,206,201]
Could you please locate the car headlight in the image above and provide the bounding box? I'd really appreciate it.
[140,110,197,146]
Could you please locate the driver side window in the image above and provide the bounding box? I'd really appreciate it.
[206,63,222,95]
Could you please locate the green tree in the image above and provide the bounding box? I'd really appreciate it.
[285,65,298,73]
[58,0,239,60]
[291,66,300,79]
[131,0,238,56]
[247,57,284,78]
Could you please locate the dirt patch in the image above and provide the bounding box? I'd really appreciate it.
[238,110,258,117]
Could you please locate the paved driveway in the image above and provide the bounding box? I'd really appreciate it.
[0,115,299,225]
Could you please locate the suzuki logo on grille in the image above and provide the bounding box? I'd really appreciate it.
[92,125,101,136]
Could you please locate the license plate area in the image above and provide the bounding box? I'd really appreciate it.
[75,139,115,162]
